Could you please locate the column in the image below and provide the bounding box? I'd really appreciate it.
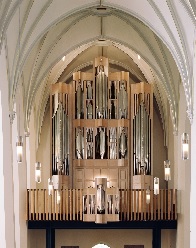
[0,44,15,247]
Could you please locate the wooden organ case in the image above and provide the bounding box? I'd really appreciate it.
[131,82,153,189]
[73,57,130,191]
[50,58,153,223]
[50,83,73,189]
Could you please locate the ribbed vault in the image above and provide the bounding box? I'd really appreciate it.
[1,0,195,145]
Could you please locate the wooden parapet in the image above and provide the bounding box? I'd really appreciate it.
[26,189,177,222]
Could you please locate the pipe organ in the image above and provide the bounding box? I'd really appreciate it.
[131,82,153,189]
[73,57,130,190]
[50,58,153,207]
[50,83,72,188]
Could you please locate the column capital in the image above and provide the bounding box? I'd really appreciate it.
[9,111,16,124]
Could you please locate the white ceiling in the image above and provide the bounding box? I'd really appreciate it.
[0,0,195,139]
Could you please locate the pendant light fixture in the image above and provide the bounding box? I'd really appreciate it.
[146,188,150,204]
[164,160,171,181]
[35,162,41,183]
[154,177,159,195]
[181,133,189,160]
[16,135,23,163]
[48,178,53,195]
[56,190,61,204]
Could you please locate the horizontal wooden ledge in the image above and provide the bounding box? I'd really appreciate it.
[27,220,177,230]
[73,119,129,127]
[73,159,128,167]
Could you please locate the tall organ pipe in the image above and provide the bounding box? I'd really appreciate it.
[133,99,151,175]
[96,65,107,118]
[52,93,69,176]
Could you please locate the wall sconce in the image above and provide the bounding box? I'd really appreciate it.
[181,133,189,160]
[16,136,23,163]
[57,190,61,204]
[164,160,171,181]
[35,162,41,183]
[154,177,159,195]
[48,178,53,195]
[146,189,150,204]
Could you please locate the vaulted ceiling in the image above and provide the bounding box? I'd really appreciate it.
[1,0,196,141]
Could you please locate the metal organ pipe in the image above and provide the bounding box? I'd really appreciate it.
[52,91,70,176]
[133,95,151,176]
[96,65,107,119]
[118,81,128,119]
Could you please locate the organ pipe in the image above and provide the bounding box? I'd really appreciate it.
[118,81,128,119]
[131,83,153,177]
[96,65,108,119]
[51,85,70,177]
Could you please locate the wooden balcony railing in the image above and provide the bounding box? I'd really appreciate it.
[26,189,177,221]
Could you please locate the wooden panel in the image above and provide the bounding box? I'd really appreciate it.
[160,189,163,220]
[168,189,171,220]
[63,188,66,220]
[66,189,68,220]
[150,190,153,220]
[133,175,152,189]
[73,190,76,221]
[85,168,94,180]
[80,189,83,221]
[30,190,35,220]
[140,190,143,220]
[26,189,177,221]
[174,189,177,220]
[75,169,84,189]
[61,246,79,248]
[158,192,160,220]
[124,246,144,248]
[133,190,136,220]
[94,168,101,178]
[108,168,118,180]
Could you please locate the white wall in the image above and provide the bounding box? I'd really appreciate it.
[28,230,46,248]
[28,228,177,248]
[0,42,15,248]
[153,107,167,188]
[175,83,191,248]
[56,229,152,248]
[36,106,50,189]
[162,229,176,248]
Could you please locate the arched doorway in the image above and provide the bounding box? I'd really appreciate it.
[92,244,111,248]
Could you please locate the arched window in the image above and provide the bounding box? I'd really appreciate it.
[92,244,110,248]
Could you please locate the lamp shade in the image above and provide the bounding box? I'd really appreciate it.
[35,162,41,183]
[154,177,159,195]
[181,133,189,160]
[48,178,53,195]
[146,189,150,204]
[57,190,61,204]
[16,136,23,163]
[164,160,171,181]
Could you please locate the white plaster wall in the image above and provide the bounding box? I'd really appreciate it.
[28,228,177,248]
[12,74,28,248]
[175,82,191,248]
[28,229,46,248]
[0,43,15,248]
[162,229,176,248]
[28,107,37,189]
[37,106,50,189]
[190,41,196,248]
[153,107,167,189]
[168,113,175,189]
[56,229,152,248]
